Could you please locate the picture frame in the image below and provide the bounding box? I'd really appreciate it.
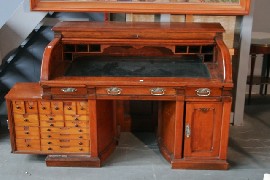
[30,0,250,15]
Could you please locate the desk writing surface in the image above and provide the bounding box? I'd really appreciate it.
[65,55,210,78]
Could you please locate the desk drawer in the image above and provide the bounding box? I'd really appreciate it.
[15,126,40,139]
[40,114,64,121]
[40,120,64,128]
[41,127,89,134]
[96,87,176,96]
[51,87,87,95]
[41,133,89,140]
[186,87,221,97]
[65,114,89,121]
[41,139,89,146]
[16,139,40,151]
[14,114,39,126]
[42,145,89,153]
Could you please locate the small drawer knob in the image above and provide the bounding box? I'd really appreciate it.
[50,124,54,127]
[48,147,52,150]
[29,106,33,109]
[80,107,84,110]
[75,124,79,127]
[79,142,83,145]
[42,107,46,110]
[78,129,83,132]
[79,136,83,139]
[47,135,51,138]
[47,142,52,145]
[67,107,72,110]
[49,117,53,120]
[55,107,59,110]
[16,106,20,109]
[25,132,29,135]
[74,117,79,121]
[79,148,83,151]
[47,129,51,131]
[24,119,29,122]
[26,144,30,147]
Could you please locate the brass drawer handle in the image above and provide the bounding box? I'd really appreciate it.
[61,88,77,93]
[150,88,165,96]
[195,88,211,97]
[185,124,191,138]
[106,87,122,95]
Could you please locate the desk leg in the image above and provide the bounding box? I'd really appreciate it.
[248,54,256,104]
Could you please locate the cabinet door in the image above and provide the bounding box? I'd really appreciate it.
[184,102,222,158]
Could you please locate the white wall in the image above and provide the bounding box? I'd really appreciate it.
[253,0,270,32]
[0,0,47,64]
[0,0,23,28]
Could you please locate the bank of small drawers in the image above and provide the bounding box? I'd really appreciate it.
[12,100,90,154]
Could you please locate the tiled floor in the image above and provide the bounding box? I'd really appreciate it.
[0,96,270,180]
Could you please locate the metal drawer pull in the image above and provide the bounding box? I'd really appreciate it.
[150,88,165,96]
[61,88,77,93]
[185,124,191,138]
[195,88,211,97]
[106,87,122,95]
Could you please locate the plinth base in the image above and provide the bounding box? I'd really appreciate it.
[45,155,101,167]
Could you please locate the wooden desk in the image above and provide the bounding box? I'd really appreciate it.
[248,38,270,103]
[6,22,233,170]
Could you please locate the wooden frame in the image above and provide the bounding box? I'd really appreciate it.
[30,0,250,15]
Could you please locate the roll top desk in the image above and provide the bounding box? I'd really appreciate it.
[6,21,233,169]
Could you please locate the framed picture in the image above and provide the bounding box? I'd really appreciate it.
[30,0,250,15]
